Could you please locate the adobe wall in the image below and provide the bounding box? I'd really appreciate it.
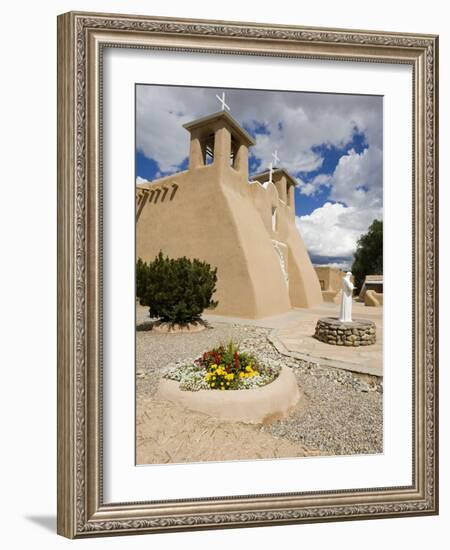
[285,222,323,308]
[136,162,291,318]
[246,174,322,308]
[314,266,345,292]
[136,117,322,317]
[364,290,383,307]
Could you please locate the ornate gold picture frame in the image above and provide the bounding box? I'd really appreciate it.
[57,11,438,538]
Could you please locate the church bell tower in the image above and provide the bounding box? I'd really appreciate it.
[182,110,255,179]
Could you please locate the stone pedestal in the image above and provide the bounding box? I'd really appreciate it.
[314,317,376,346]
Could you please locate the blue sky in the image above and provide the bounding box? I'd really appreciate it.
[293,131,368,218]
[136,85,382,268]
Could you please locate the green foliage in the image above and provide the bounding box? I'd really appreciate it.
[162,340,281,391]
[136,258,149,305]
[194,341,278,390]
[351,219,383,290]
[136,252,218,323]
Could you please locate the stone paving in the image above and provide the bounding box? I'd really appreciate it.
[205,301,383,377]
[271,317,382,376]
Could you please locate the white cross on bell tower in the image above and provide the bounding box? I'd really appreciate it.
[215,92,231,112]
[269,150,280,183]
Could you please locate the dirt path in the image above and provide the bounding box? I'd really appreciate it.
[136,395,320,464]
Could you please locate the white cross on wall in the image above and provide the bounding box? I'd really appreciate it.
[269,150,280,183]
[215,92,231,112]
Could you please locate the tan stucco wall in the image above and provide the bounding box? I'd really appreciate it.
[136,117,322,318]
[364,290,383,307]
[314,266,345,292]
[321,289,342,304]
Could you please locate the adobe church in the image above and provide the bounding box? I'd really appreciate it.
[136,105,322,318]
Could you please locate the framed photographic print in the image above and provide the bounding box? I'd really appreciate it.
[57,11,439,538]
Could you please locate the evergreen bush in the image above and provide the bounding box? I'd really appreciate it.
[136,257,150,305]
[136,252,218,324]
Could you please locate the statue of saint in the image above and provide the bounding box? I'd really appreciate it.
[339,272,355,322]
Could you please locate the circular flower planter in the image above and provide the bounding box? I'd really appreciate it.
[157,366,300,424]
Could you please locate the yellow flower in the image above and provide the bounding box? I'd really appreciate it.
[239,372,244,378]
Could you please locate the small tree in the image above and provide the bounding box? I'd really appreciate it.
[351,219,383,291]
[136,252,218,324]
[136,257,150,305]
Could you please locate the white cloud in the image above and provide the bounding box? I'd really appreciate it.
[298,146,382,202]
[328,146,382,209]
[296,181,316,197]
[136,176,148,185]
[297,203,357,258]
[296,201,381,259]
[136,87,206,173]
[297,173,332,197]
[135,84,383,262]
[295,144,383,260]
[136,85,382,180]
[251,131,324,174]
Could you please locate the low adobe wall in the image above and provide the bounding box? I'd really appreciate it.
[321,289,341,304]
[156,366,300,424]
[364,290,383,307]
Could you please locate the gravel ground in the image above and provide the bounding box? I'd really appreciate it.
[136,323,257,395]
[136,322,383,457]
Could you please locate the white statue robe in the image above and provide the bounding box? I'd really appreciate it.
[339,277,355,322]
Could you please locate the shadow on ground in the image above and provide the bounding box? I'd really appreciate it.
[24,515,56,533]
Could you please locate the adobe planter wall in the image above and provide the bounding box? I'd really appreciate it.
[156,366,300,424]
[314,317,376,346]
